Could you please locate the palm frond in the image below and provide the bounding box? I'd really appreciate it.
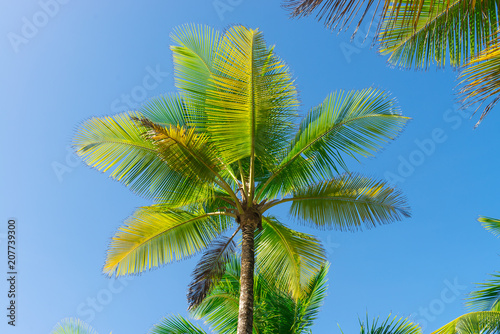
[379,0,500,69]
[258,88,407,199]
[479,216,500,237]
[170,24,221,108]
[467,272,500,312]
[198,25,299,167]
[191,256,241,334]
[139,93,188,127]
[458,38,500,127]
[187,231,238,310]
[431,311,500,334]
[285,173,410,230]
[103,205,233,276]
[150,315,208,334]
[255,216,326,300]
[74,111,201,201]
[358,314,422,334]
[134,117,227,184]
[51,318,98,334]
[292,264,329,333]
[284,0,384,36]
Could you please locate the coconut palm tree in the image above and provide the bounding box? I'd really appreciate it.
[285,0,500,126]
[74,24,410,334]
[152,257,422,334]
[431,216,500,334]
[152,256,329,333]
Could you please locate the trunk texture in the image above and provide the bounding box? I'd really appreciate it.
[237,212,259,334]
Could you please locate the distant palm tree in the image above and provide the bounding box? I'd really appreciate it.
[285,0,500,126]
[51,318,103,334]
[74,24,410,334]
[152,256,329,333]
[152,258,422,334]
[431,216,500,334]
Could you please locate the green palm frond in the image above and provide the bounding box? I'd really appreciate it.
[255,216,326,300]
[292,264,329,333]
[134,117,226,185]
[458,40,500,127]
[479,216,500,238]
[358,314,422,334]
[104,205,234,276]
[431,311,500,334]
[140,94,188,127]
[467,272,500,312]
[170,24,221,109]
[281,173,410,230]
[51,318,99,334]
[258,88,407,199]
[197,25,299,167]
[187,231,239,310]
[379,0,499,69]
[150,315,208,334]
[74,111,187,200]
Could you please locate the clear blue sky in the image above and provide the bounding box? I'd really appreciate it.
[1,1,499,333]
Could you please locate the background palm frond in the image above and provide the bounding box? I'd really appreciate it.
[51,318,99,334]
[358,314,422,334]
[150,314,208,334]
[187,233,238,310]
[467,272,500,312]
[431,311,500,334]
[255,216,326,300]
[479,216,500,238]
[379,0,499,69]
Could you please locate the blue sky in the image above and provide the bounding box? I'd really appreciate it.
[1,1,500,333]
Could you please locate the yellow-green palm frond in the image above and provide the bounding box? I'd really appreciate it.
[103,205,234,276]
[431,311,500,334]
[202,25,299,165]
[134,117,228,184]
[149,315,208,334]
[467,272,500,312]
[255,216,326,300]
[292,264,329,333]
[458,38,500,127]
[379,0,500,69]
[170,24,221,109]
[139,93,188,127]
[283,173,410,230]
[479,216,500,237]
[73,108,213,205]
[51,318,98,334]
[258,88,407,199]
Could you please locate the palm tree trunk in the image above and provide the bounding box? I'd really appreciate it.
[237,213,258,334]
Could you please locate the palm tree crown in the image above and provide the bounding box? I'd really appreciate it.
[74,24,410,334]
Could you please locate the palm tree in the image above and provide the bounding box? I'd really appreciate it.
[153,258,422,334]
[74,24,410,334]
[284,0,500,126]
[152,256,329,333]
[431,216,500,334]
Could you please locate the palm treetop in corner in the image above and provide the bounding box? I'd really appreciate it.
[74,24,410,334]
[285,0,500,126]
